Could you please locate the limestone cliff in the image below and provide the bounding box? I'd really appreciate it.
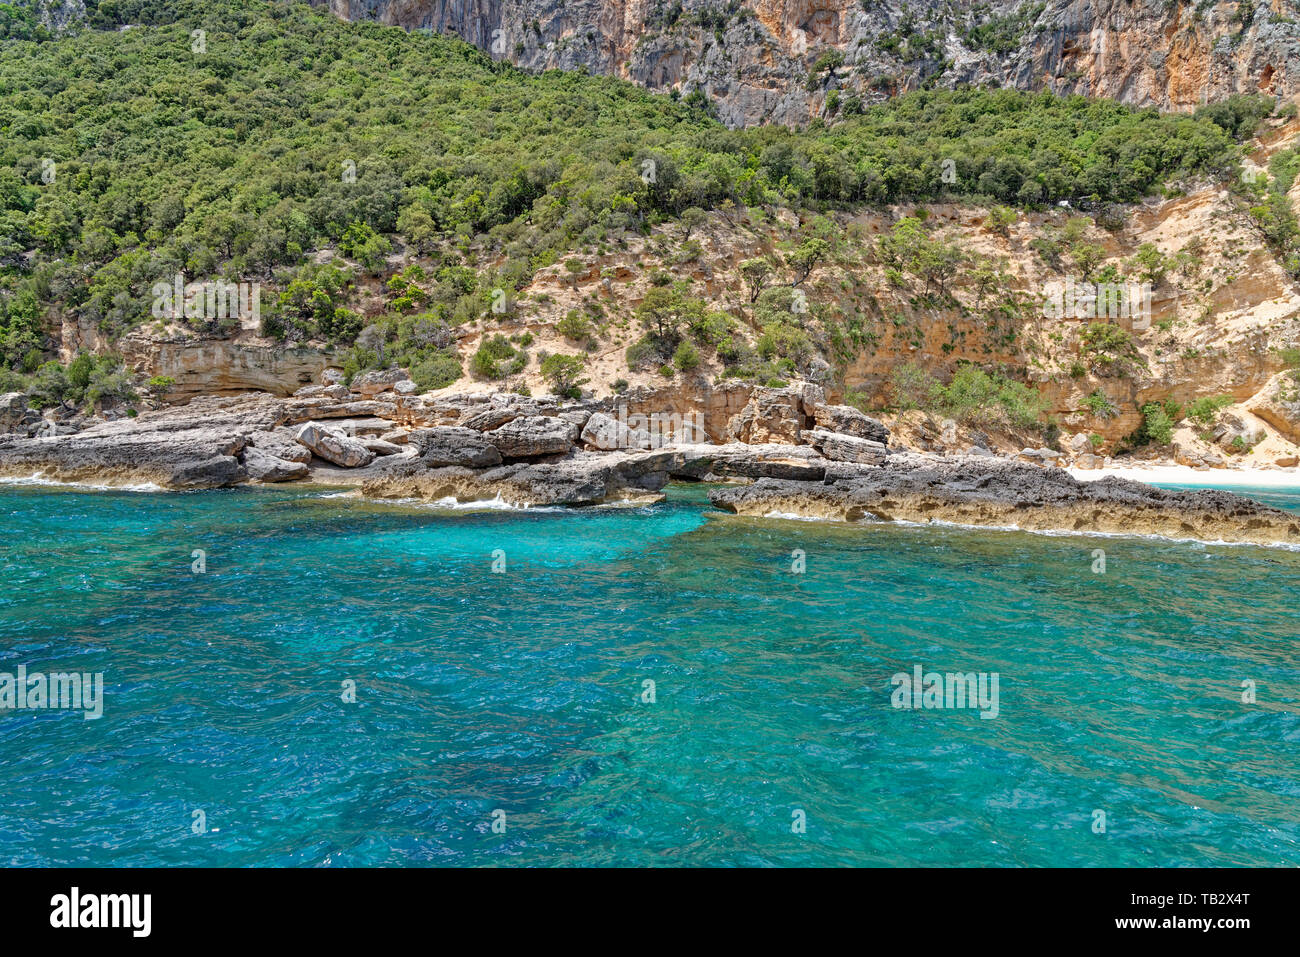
[312,0,1300,127]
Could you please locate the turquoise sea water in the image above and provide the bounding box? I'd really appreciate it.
[1,480,1298,867]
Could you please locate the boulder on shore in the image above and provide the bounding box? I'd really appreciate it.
[811,404,890,444]
[806,429,888,465]
[486,415,578,458]
[294,422,374,467]
[409,426,503,468]
[243,447,310,482]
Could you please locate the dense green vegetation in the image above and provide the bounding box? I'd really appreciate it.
[1249,139,1300,277]
[1,1,1252,340]
[0,0,1277,423]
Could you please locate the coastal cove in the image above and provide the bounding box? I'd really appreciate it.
[2,481,1298,867]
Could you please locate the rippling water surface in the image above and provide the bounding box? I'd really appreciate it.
[1,481,1298,866]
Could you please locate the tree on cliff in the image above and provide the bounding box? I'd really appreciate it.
[739,258,773,302]
[786,238,830,286]
[539,353,588,399]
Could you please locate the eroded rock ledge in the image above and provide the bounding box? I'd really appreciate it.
[3,381,1298,547]
[707,456,1300,547]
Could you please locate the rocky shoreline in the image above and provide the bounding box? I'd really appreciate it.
[3,374,1298,547]
[707,458,1300,547]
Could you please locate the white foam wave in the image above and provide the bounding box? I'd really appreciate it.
[0,473,164,492]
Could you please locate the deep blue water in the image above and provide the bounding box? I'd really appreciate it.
[1,480,1298,866]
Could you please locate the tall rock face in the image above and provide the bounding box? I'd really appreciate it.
[313,0,1300,126]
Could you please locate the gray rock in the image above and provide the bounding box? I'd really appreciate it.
[351,368,410,396]
[459,404,525,432]
[248,429,313,464]
[486,415,578,458]
[707,458,1300,547]
[812,404,889,444]
[672,442,828,481]
[409,426,503,468]
[0,393,282,488]
[294,422,375,467]
[363,438,404,456]
[806,429,888,465]
[244,447,309,482]
[580,411,648,451]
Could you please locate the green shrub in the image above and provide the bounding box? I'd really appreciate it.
[1082,390,1119,419]
[1080,322,1142,374]
[1186,394,1233,426]
[1132,401,1177,446]
[890,361,939,411]
[625,336,664,371]
[673,340,701,372]
[933,365,1049,430]
[472,335,526,379]
[539,353,588,398]
[408,352,462,391]
[556,310,594,341]
[756,320,813,365]
[688,310,734,347]
[985,206,1016,236]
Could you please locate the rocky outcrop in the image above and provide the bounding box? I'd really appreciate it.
[247,429,314,464]
[312,1,1300,128]
[3,377,1294,545]
[1246,369,1300,445]
[120,335,335,401]
[708,455,1300,546]
[580,411,647,451]
[812,404,889,444]
[0,393,287,488]
[725,383,818,444]
[361,448,682,506]
[0,393,35,435]
[351,368,412,396]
